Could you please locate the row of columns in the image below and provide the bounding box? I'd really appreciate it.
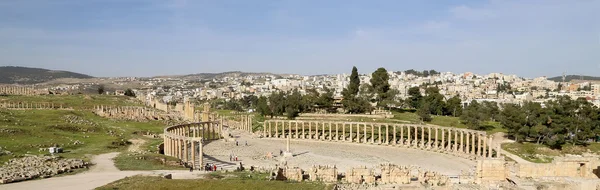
[263,120,501,159]
[94,105,157,116]
[232,115,253,133]
[0,85,36,95]
[1,102,64,109]
[163,122,223,169]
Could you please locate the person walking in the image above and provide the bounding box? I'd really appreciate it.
[189,166,193,172]
[213,164,217,171]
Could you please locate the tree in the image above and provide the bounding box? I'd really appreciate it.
[460,101,483,130]
[268,91,286,118]
[256,96,271,117]
[424,87,445,115]
[370,68,390,107]
[97,85,105,95]
[342,66,360,98]
[124,89,136,97]
[444,95,463,117]
[342,66,369,113]
[500,104,527,142]
[285,90,303,119]
[407,87,422,109]
[417,102,432,122]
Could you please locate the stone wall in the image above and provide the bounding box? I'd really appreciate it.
[476,158,508,184]
[379,164,411,184]
[308,165,338,182]
[517,155,600,178]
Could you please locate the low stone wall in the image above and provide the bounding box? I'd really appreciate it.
[0,156,88,184]
[280,164,449,186]
[299,113,391,119]
[516,155,600,178]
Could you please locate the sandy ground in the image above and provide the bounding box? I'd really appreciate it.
[0,152,205,190]
[204,130,476,176]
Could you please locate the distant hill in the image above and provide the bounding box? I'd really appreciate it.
[547,75,600,82]
[0,66,93,84]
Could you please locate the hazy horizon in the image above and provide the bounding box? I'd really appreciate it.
[1,0,599,78]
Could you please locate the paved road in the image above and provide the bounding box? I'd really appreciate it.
[0,152,205,190]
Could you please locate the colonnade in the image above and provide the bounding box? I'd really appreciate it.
[262,120,501,159]
[163,121,222,169]
[226,114,253,133]
[0,102,64,109]
[0,85,39,95]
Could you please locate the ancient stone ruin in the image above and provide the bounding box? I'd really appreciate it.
[0,85,48,96]
[0,101,65,110]
[0,156,88,184]
[93,105,182,121]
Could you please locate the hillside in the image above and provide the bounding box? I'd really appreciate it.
[0,66,93,84]
[547,75,600,82]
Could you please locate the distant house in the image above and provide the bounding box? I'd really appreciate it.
[115,90,125,96]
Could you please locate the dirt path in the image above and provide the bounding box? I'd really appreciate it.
[127,138,146,153]
[0,152,205,190]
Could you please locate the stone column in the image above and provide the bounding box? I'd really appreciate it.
[288,121,293,139]
[363,124,367,144]
[385,124,389,145]
[427,127,432,149]
[393,125,397,145]
[329,122,332,141]
[342,123,346,141]
[268,121,272,137]
[407,126,411,146]
[295,121,299,139]
[378,125,382,144]
[349,123,353,142]
[335,123,339,141]
[487,136,492,158]
[275,121,279,138]
[414,126,418,147]
[477,133,482,157]
[434,127,439,149]
[420,126,425,148]
[184,139,188,163]
[466,132,470,154]
[460,131,464,153]
[496,142,502,158]
[441,128,445,150]
[199,141,203,167]
[301,122,305,139]
[400,125,404,145]
[308,122,312,139]
[447,129,452,151]
[471,132,476,155]
[454,129,459,152]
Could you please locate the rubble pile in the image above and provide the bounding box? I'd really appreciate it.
[0,155,88,184]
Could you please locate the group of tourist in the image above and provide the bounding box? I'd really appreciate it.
[204,163,217,171]
[229,153,238,162]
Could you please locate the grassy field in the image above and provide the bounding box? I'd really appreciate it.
[502,142,600,163]
[97,172,333,190]
[0,98,166,164]
[113,138,185,171]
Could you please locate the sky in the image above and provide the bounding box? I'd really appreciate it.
[0,0,599,78]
